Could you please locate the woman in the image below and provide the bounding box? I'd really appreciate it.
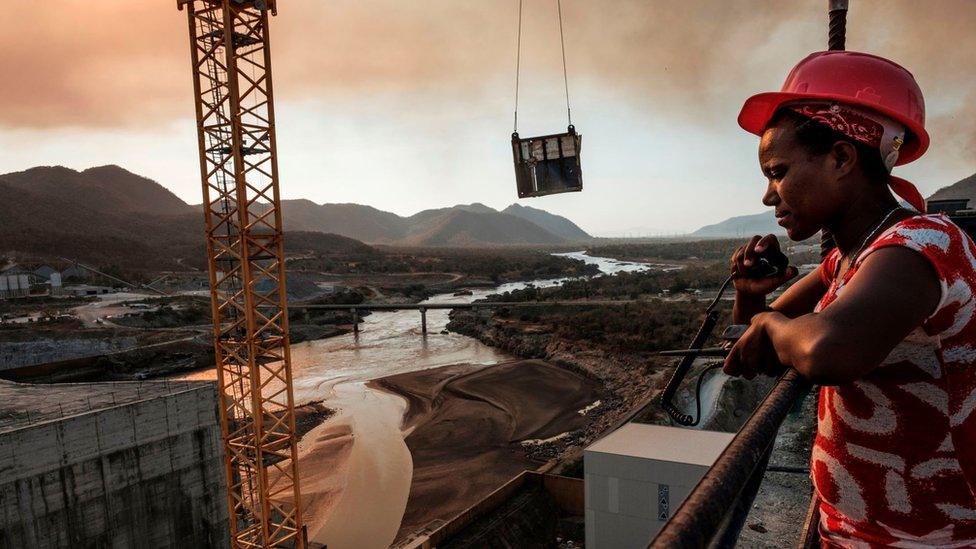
[725,51,976,547]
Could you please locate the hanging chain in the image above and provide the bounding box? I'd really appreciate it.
[513,0,523,133]
[557,0,572,127]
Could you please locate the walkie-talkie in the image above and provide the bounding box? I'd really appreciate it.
[740,248,789,279]
[658,246,790,426]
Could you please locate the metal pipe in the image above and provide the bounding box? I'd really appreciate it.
[707,448,773,549]
[649,369,813,548]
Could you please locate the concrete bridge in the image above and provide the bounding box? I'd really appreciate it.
[289,300,642,335]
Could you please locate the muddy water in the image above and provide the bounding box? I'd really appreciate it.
[181,252,653,548]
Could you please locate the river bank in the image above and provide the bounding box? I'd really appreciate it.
[164,251,677,547]
[371,359,604,542]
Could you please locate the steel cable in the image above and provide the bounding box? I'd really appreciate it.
[556,0,572,126]
[821,0,848,258]
[513,0,522,133]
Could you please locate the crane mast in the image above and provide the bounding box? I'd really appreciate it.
[177,1,305,546]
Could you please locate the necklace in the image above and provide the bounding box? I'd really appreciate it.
[838,206,903,275]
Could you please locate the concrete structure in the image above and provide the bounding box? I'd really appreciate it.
[48,272,64,296]
[64,284,115,296]
[584,423,734,548]
[398,471,584,548]
[0,380,229,548]
[0,336,140,373]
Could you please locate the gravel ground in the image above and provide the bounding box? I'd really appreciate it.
[737,387,818,548]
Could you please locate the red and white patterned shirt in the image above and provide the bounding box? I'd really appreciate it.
[814,213,976,547]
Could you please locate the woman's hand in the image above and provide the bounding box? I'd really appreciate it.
[723,312,786,379]
[730,234,798,296]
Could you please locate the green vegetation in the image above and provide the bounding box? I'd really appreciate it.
[588,238,822,266]
[493,301,730,354]
[493,263,732,301]
[291,247,600,283]
[588,239,746,261]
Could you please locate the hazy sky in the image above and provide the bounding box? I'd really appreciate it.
[1,1,973,236]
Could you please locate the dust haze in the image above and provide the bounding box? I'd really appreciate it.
[0,0,972,224]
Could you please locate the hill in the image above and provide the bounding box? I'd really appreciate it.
[927,173,976,203]
[273,200,589,246]
[692,171,976,238]
[1,164,593,263]
[1,165,195,216]
[502,203,591,240]
[398,209,565,246]
[0,166,373,271]
[692,210,784,238]
[279,200,410,242]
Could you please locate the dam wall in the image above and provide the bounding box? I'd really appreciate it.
[0,380,229,548]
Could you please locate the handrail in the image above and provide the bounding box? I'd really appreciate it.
[648,369,813,548]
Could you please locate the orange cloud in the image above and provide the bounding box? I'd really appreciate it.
[1,0,973,164]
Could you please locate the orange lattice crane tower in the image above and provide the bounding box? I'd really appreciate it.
[176,0,305,546]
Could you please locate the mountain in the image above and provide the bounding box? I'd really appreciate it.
[502,203,591,240]
[1,165,195,216]
[692,172,976,238]
[692,211,784,238]
[927,173,976,203]
[398,209,565,246]
[1,164,592,263]
[0,166,372,271]
[273,200,590,247]
[279,200,409,242]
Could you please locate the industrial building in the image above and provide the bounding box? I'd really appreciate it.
[0,264,76,300]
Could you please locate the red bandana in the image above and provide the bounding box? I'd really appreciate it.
[786,102,925,213]
[789,104,884,148]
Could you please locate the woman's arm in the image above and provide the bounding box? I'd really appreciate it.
[726,247,941,385]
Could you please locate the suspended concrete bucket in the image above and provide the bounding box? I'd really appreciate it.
[512,125,582,198]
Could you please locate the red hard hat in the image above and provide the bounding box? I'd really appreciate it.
[738,51,929,165]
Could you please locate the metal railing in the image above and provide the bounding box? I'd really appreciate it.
[649,369,815,548]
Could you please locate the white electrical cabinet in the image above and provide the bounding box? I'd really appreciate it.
[584,423,734,548]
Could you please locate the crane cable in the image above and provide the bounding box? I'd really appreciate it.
[513,0,522,133]
[557,0,572,127]
[513,0,573,133]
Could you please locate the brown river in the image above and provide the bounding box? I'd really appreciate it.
[180,252,659,547]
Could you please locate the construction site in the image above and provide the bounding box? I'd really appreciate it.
[3,0,976,548]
